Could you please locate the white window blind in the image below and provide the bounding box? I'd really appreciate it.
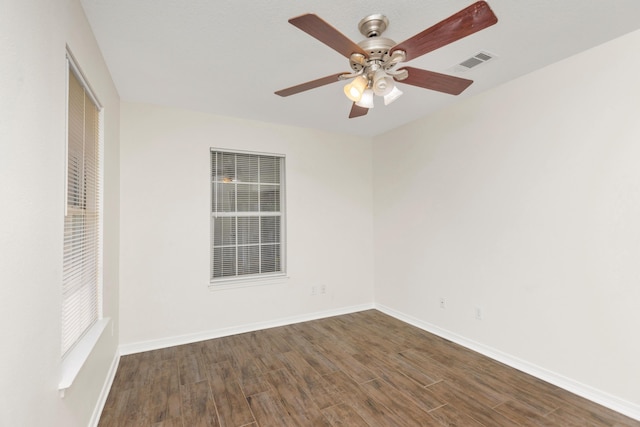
[211,150,285,282]
[62,60,102,356]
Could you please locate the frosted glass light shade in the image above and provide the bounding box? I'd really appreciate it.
[373,69,394,96]
[356,89,375,108]
[383,86,403,105]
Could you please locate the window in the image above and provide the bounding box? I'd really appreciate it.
[210,149,285,283]
[62,55,103,356]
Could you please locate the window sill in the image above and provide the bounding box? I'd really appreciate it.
[208,274,289,291]
[59,317,110,396]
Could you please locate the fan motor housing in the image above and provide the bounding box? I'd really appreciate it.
[349,14,396,72]
[349,37,396,72]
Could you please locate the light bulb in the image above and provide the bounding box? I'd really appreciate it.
[343,76,368,102]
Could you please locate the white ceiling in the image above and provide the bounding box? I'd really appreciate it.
[80,0,640,137]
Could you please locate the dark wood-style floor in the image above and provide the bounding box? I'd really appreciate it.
[99,310,639,426]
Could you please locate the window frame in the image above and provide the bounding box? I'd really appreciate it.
[209,148,287,289]
[61,49,105,364]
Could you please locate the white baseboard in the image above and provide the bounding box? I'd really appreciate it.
[89,350,120,427]
[375,303,640,422]
[119,303,375,356]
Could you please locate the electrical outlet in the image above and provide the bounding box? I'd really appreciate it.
[439,297,446,309]
[320,284,326,294]
[311,286,317,295]
[475,307,483,320]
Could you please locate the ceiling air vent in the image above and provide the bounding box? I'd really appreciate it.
[449,51,496,73]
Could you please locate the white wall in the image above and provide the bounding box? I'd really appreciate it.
[0,1,120,426]
[373,29,640,411]
[119,103,374,349]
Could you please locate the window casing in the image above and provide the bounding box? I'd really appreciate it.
[210,149,285,283]
[62,56,103,356]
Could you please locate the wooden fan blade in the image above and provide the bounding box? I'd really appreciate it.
[349,103,369,118]
[398,67,473,95]
[289,14,368,59]
[275,72,345,97]
[391,1,498,62]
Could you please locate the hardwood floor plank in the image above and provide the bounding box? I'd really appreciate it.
[152,417,183,427]
[427,379,524,427]
[460,366,560,417]
[493,399,560,426]
[284,321,321,343]
[239,374,272,397]
[248,327,293,354]
[278,327,341,375]
[275,350,341,409]
[351,352,444,412]
[396,348,451,383]
[246,391,297,427]
[113,355,150,390]
[178,353,207,385]
[322,403,371,426]
[339,312,416,353]
[389,352,440,387]
[263,368,332,426]
[545,408,604,427]
[428,403,485,427]
[254,351,286,373]
[145,359,182,422]
[311,337,377,383]
[359,378,441,426]
[451,374,508,408]
[224,336,264,381]
[200,339,233,366]
[323,370,403,427]
[354,347,438,387]
[303,321,363,356]
[315,317,374,354]
[123,386,157,425]
[206,360,255,427]
[181,380,220,427]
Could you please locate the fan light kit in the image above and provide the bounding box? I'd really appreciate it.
[340,14,410,109]
[275,1,498,119]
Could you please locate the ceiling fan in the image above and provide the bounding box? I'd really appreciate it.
[275,1,498,118]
